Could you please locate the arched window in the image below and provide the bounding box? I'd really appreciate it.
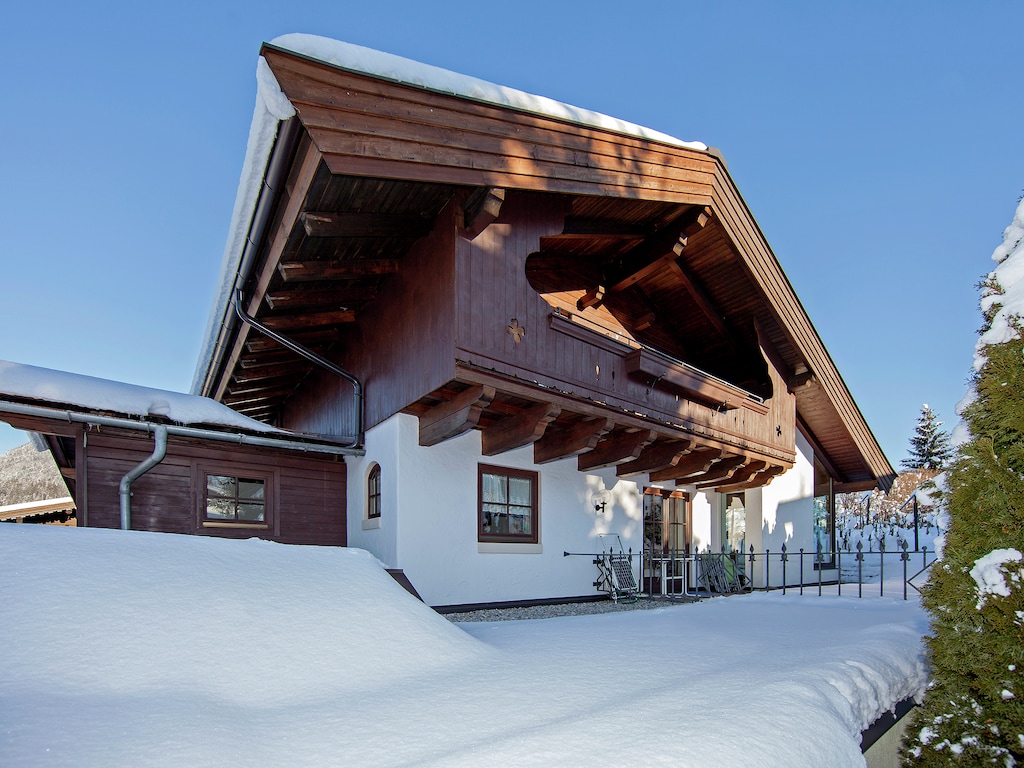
[367,463,381,520]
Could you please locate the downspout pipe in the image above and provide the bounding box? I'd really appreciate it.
[233,290,364,448]
[119,425,167,530]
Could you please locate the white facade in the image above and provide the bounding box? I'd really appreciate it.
[348,412,823,607]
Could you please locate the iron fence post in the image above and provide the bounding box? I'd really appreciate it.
[816,541,823,596]
[837,547,843,596]
[856,540,864,598]
[799,548,804,595]
[766,549,770,592]
[749,545,756,592]
[781,543,788,594]
[879,538,886,597]
[901,540,910,601]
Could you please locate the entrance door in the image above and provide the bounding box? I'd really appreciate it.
[722,492,747,585]
[643,489,690,594]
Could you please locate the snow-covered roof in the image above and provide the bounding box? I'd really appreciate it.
[192,34,708,393]
[0,360,281,434]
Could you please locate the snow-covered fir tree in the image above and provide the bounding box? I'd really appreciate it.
[902,200,1024,766]
[901,404,953,471]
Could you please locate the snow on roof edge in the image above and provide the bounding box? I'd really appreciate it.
[2,360,284,434]
[191,35,709,392]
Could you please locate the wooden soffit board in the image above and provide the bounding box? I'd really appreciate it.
[260,44,717,205]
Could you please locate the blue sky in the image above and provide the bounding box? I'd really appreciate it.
[1,0,1021,467]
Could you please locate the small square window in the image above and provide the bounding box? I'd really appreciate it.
[478,464,538,544]
[199,469,271,529]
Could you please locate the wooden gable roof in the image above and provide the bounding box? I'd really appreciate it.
[195,42,893,492]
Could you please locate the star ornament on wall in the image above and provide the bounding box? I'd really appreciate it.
[507,318,526,343]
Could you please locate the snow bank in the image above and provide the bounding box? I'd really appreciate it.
[1,524,928,767]
[0,359,280,433]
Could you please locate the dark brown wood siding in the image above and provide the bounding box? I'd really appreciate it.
[281,202,459,436]
[81,430,346,546]
[453,191,795,461]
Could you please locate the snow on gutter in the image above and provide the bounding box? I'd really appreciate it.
[191,33,709,395]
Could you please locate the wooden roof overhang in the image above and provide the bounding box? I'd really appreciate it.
[197,43,893,492]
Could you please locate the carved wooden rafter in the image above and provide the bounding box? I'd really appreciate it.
[715,463,787,493]
[481,402,562,456]
[696,459,766,490]
[533,417,614,465]
[418,385,496,446]
[689,455,750,487]
[577,429,657,471]
[648,448,724,483]
[604,206,712,295]
[616,439,694,477]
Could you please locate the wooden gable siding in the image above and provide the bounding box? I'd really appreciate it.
[81,430,346,546]
[708,166,890,486]
[453,192,795,463]
[263,46,717,205]
[281,202,459,436]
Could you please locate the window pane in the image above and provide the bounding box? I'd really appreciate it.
[206,498,234,520]
[508,476,532,506]
[237,502,265,522]
[207,475,236,499]
[482,473,507,504]
[238,479,264,501]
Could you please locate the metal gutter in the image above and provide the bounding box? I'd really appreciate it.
[233,290,364,448]
[0,400,363,457]
[198,116,302,398]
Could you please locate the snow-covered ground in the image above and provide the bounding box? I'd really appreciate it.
[1,525,928,767]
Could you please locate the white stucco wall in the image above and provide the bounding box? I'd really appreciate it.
[352,413,647,607]
[350,414,828,603]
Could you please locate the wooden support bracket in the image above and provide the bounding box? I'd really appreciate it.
[577,429,657,472]
[533,417,614,465]
[616,439,694,477]
[481,402,562,456]
[418,385,496,447]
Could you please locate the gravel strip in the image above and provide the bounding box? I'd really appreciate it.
[443,595,699,622]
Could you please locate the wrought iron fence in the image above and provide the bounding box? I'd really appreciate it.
[571,541,939,601]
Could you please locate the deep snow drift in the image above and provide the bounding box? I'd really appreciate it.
[1,525,928,767]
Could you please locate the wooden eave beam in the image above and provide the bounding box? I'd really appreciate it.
[418,385,496,447]
[265,287,377,310]
[261,310,356,331]
[577,429,657,471]
[606,207,712,295]
[222,388,296,407]
[698,459,767,490]
[616,439,694,477]
[481,402,561,456]
[299,211,434,238]
[460,187,505,239]
[576,285,605,311]
[231,363,307,383]
[666,259,732,341]
[533,417,614,465]
[560,218,648,239]
[278,259,400,282]
[649,448,723,482]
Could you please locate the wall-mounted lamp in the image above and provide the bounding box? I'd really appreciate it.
[593,489,610,515]
[594,500,607,514]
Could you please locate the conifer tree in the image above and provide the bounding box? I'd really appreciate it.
[902,405,953,471]
[902,206,1024,765]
